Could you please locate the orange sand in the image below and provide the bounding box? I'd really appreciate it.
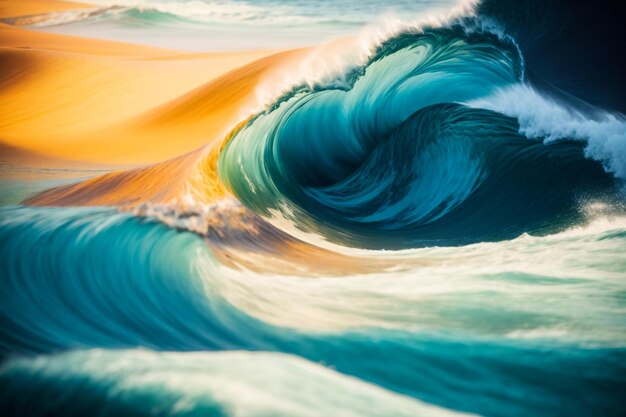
[1,0,312,205]
[1,3,406,272]
[0,0,92,20]
[1,23,297,165]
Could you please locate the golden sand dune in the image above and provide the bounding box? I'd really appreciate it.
[19,52,293,206]
[1,1,309,206]
[22,150,202,206]
[1,23,289,165]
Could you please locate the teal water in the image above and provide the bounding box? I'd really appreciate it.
[1,206,626,416]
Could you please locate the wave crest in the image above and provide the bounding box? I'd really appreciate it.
[217,26,617,248]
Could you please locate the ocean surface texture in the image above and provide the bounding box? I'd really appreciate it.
[1,0,626,416]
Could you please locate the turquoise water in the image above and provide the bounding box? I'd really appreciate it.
[1,206,625,416]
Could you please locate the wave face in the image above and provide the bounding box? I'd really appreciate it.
[2,0,626,416]
[218,25,620,248]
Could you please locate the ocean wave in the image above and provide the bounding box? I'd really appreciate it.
[7,5,192,28]
[467,84,626,181]
[2,1,626,416]
[28,4,300,28]
[0,349,473,417]
[217,24,621,249]
[17,0,479,51]
[27,0,465,28]
[0,206,271,353]
[2,206,626,417]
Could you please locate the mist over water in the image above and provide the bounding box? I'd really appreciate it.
[29,0,464,50]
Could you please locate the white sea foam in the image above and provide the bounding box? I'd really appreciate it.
[201,203,626,345]
[252,0,479,111]
[467,84,626,180]
[1,349,476,417]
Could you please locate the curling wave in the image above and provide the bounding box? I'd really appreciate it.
[218,24,622,248]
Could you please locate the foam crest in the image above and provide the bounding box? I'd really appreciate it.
[468,84,626,180]
[253,0,480,111]
[0,349,474,417]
